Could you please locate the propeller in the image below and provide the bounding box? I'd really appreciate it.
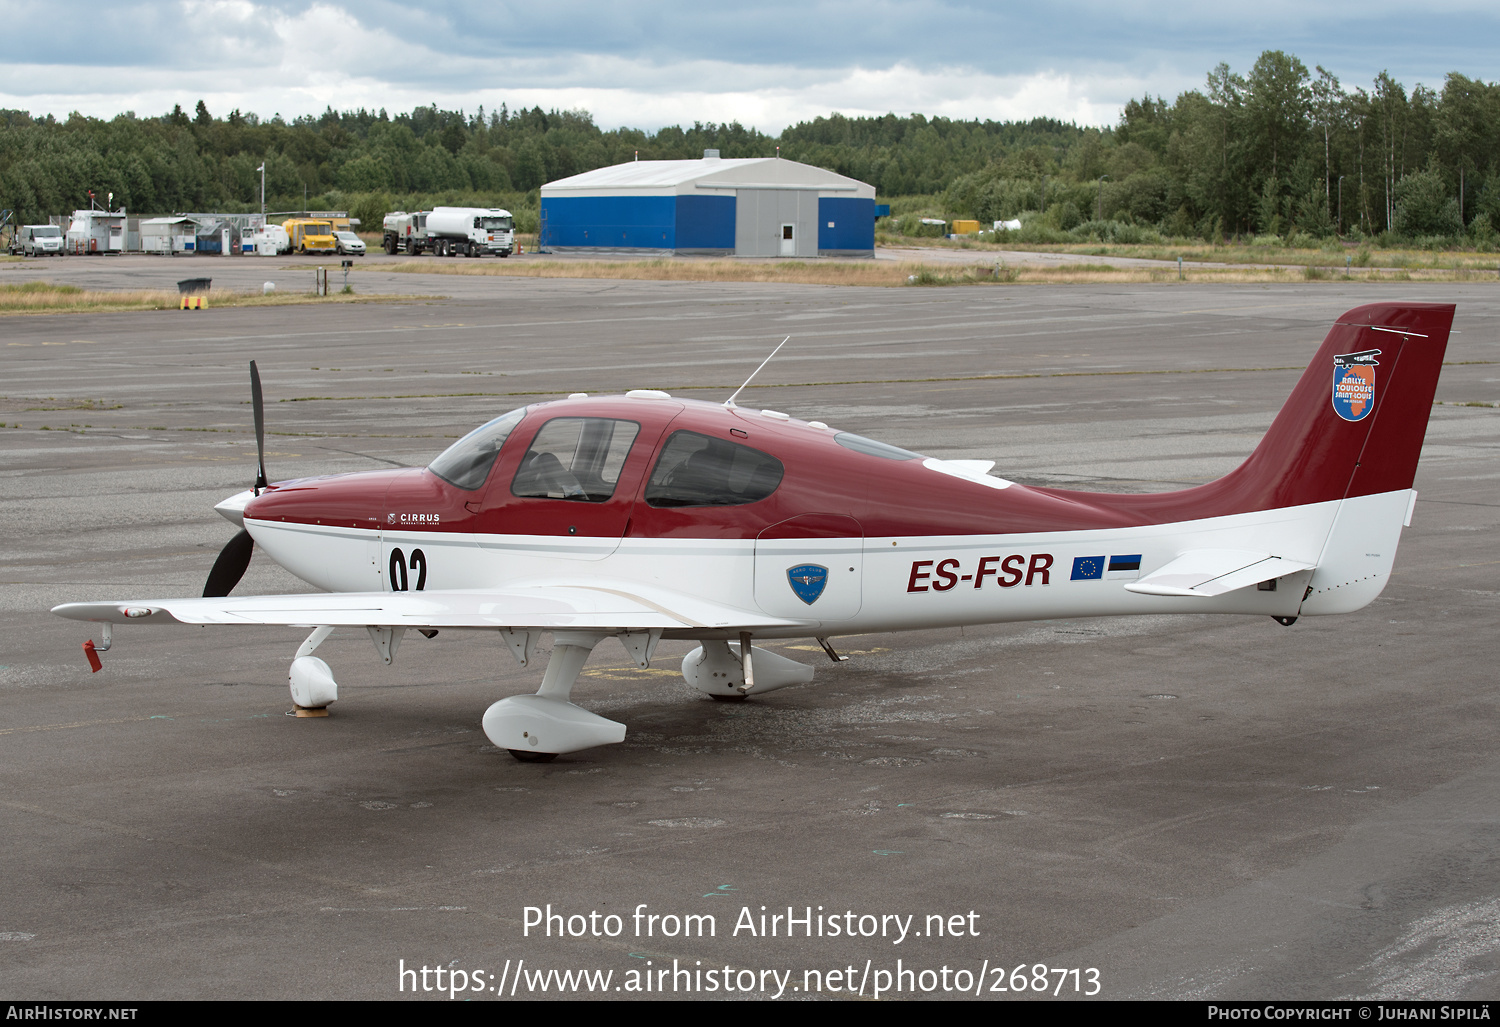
[251,359,267,495]
[203,528,253,597]
[203,361,267,598]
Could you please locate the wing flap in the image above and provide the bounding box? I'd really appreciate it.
[1124,550,1314,598]
[52,584,811,632]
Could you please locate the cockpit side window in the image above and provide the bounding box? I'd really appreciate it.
[644,430,784,508]
[427,407,527,490]
[511,417,641,502]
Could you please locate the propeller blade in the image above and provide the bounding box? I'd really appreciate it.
[203,528,254,598]
[250,359,268,494]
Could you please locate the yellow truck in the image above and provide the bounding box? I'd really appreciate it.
[283,218,336,254]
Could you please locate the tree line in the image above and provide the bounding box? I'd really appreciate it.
[0,52,1495,245]
[944,52,1500,244]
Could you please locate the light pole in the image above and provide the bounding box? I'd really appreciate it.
[1337,175,1345,236]
[1096,175,1109,222]
[257,163,265,217]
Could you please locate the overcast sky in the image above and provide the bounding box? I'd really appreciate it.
[2,1,1495,131]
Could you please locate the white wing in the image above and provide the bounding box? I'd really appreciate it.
[52,583,812,632]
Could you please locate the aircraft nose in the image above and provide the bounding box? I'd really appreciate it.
[214,489,257,527]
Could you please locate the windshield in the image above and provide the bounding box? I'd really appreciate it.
[428,407,527,490]
[34,226,61,237]
[479,217,513,231]
[306,223,332,235]
[335,232,358,241]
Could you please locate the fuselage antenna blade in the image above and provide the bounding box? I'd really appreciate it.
[725,336,791,408]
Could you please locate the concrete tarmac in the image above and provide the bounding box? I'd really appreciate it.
[2,268,1499,1000]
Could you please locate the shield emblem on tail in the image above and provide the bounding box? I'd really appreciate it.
[1332,349,1380,422]
[786,564,828,605]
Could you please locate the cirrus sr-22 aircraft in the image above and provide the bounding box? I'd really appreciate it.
[55,302,1453,762]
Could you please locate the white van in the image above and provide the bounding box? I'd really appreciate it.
[14,225,64,256]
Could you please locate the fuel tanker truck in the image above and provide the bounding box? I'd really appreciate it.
[382,210,429,255]
[424,206,515,257]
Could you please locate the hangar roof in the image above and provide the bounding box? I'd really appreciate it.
[542,156,874,198]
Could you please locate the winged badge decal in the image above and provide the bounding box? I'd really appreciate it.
[786,564,829,605]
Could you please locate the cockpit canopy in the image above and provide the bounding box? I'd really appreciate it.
[427,406,787,509]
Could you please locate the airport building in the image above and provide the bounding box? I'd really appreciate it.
[539,152,876,257]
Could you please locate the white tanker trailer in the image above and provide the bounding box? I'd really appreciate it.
[424,206,514,257]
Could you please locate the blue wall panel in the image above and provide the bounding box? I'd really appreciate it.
[674,194,735,249]
[817,197,876,251]
[541,195,677,249]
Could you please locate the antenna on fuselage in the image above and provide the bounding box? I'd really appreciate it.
[725,336,790,408]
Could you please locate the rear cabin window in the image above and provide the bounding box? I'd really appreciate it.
[428,407,527,490]
[645,431,784,508]
[512,417,640,502]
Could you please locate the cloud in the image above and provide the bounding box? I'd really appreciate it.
[0,0,1494,130]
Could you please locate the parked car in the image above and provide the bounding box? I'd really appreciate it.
[333,230,366,256]
[14,224,64,256]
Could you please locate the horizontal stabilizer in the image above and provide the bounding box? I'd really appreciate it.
[1124,549,1314,598]
[52,583,813,632]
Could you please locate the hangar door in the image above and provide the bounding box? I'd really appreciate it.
[735,189,818,257]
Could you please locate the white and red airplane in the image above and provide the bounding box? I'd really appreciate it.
[54,301,1454,762]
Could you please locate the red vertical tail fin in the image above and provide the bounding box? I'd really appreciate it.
[1210,302,1454,511]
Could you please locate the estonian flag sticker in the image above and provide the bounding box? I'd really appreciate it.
[1107,554,1142,580]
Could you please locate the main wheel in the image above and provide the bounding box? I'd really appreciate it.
[509,748,558,763]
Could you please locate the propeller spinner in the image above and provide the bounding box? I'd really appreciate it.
[203,361,266,598]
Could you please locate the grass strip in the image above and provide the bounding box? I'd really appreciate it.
[886,235,1500,271]
[380,258,1499,287]
[0,281,442,315]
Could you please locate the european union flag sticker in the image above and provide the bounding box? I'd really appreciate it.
[1071,556,1105,581]
[787,564,829,605]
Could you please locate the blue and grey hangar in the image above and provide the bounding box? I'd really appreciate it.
[538,150,876,257]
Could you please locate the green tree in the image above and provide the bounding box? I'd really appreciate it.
[1394,162,1463,237]
[1246,51,1310,181]
[1309,66,1346,203]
